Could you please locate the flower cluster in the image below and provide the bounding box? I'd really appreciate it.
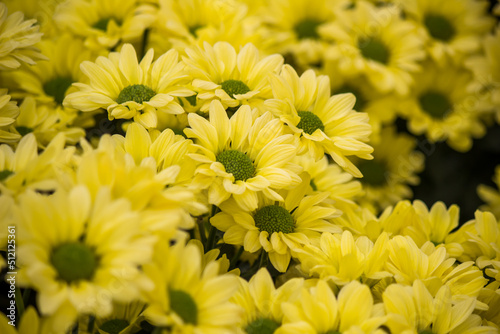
[1,1,500,334]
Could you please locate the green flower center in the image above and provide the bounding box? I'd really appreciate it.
[0,170,14,181]
[418,91,452,119]
[189,24,203,37]
[43,77,73,105]
[16,126,33,136]
[254,205,295,235]
[297,111,325,135]
[424,14,455,42]
[92,17,121,31]
[245,318,281,334]
[221,80,251,99]
[358,37,390,64]
[334,85,366,111]
[294,18,322,40]
[116,84,156,105]
[169,289,198,325]
[216,150,255,181]
[99,319,129,334]
[50,242,98,283]
[358,160,387,186]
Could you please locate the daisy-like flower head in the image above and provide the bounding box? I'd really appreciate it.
[355,126,425,213]
[398,60,486,152]
[478,165,500,220]
[321,1,425,95]
[465,25,500,124]
[293,230,392,286]
[182,42,284,112]
[266,64,373,177]
[231,268,304,333]
[383,280,496,334]
[142,239,242,333]
[0,3,45,70]
[53,0,156,50]
[0,89,20,143]
[277,280,387,334]
[257,0,338,70]
[185,100,302,211]
[16,186,157,333]
[0,133,73,197]
[212,173,341,272]
[397,0,495,63]
[64,44,193,129]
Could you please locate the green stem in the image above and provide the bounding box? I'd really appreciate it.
[197,218,207,245]
[206,225,217,251]
[15,287,24,319]
[22,288,31,308]
[140,29,150,59]
[259,250,268,269]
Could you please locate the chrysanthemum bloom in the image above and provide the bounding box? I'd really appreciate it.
[465,26,500,124]
[387,236,487,302]
[321,1,424,95]
[293,230,391,285]
[0,133,72,196]
[53,0,156,50]
[0,89,20,143]
[182,42,283,112]
[398,61,486,152]
[211,173,341,272]
[354,127,425,212]
[256,0,337,69]
[185,100,302,211]
[396,0,495,63]
[266,65,373,177]
[73,135,205,236]
[0,3,45,70]
[383,280,496,334]
[114,122,198,186]
[150,0,262,55]
[64,44,193,129]
[16,186,157,333]
[402,201,461,256]
[277,280,387,334]
[231,268,304,333]
[477,166,500,220]
[296,155,362,207]
[143,240,242,333]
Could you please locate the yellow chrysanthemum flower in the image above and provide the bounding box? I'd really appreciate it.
[396,0,495,63]
[398,61,486,152]
[478,166,500,220]
[71,135,204,236]
[477,282,500,328]
[0,3,45,70]
[150,0,263,55]
[212,173,341,272]
[277,280,387,334]
[387,236,487,301]
[143,239,242,333]
[182,42,283,112]
[294,230,392,285]
[296,155,363,206]
[266,65,373,177]
[0,133,72,197]
[321,1,425,95]
[53,0,156,50]
[114,122,198,186]
[0,89,20,143]
[231,268,303,333]
[466,26,500,124]
[355,127,425,212]
[383,280,495,334]
[185,100,302,211]
[256,0,337,70]
[64,44,193,129]
[16,186,157,333]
